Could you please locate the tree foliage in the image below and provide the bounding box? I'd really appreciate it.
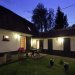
[47,8,55,30]
[32,3,47,32]
[55,7,68,29]
[32,4,69,32]
[55,7,64,29]
[64,15,69,28]
[32,3,54,32]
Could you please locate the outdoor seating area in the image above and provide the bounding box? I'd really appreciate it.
[0,49,41,65]
[29,49,40,57]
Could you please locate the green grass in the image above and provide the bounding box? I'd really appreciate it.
[0,55,75,75]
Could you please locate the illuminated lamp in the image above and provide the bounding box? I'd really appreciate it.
[58,37,64,44]
[3,35,9,41]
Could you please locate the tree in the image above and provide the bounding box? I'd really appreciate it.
[72,24,75,27]
[32,3,48,32]
[32,3,55,32]
[55,7,64,29]
[55,7,69,29]
[47,8,55,30]
[64,15,69,28]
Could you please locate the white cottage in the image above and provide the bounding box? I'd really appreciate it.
[32,29,75,58]
[0,6,38,64]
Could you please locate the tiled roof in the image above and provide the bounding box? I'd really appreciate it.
[0,6,38,35]
[33,28,75,38]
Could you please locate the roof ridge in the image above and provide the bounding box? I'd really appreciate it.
[0,5,33,25]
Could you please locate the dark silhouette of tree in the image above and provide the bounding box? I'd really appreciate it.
[55,7,69,29]
[32,3,47,32]
[32,5,69,31]
[72,24,75,28]
[32,3,55,32]
[55,7,64,29]
[47,8,55,30]
[64,15,69,28]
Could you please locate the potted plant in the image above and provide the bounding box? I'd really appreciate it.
[64,62,69,72]
[49,58,54,67]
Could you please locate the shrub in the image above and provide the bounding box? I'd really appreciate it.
[49,58,54,67]
[64,62,69,72]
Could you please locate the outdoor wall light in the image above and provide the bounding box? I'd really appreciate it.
[14,34,20,40]
[5,35,9,39]
[3,35,9,41]
[58,37,64,44]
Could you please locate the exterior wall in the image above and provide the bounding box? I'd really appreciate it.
[43,39,48,49]
[36,40,39,49]
[0,29,27,53]
[31,39,39,49]
[0,54,6,64]
[71,37,75,51]
[53,38,63,50]
[31,37,75,58]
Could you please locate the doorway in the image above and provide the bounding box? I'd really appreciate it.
[20,36,26,49]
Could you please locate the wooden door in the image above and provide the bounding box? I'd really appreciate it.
[20,36,26,49]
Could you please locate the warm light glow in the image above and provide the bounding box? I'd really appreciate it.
[14,34,20,40]
[31,39,36,47]
[31,39,39,49]
[5,36,9,39]
[36,40,39,49]
[58,37,64,44]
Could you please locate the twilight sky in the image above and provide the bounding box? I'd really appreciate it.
[0,0,75,26]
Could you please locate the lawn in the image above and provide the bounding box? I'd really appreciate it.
[0,54,75,75]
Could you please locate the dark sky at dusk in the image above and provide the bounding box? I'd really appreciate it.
[0,0,75,26]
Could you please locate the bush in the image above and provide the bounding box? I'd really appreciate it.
[59,59,64,65]
[64,62,69,72]
[49,58,54,67]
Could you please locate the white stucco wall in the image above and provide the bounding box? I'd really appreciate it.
[36,40,39,49]
[71,37,75,51]
[0,29,26,53]
[31,39,39,49]
[43,39,48,49]
[53,38,63,50]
